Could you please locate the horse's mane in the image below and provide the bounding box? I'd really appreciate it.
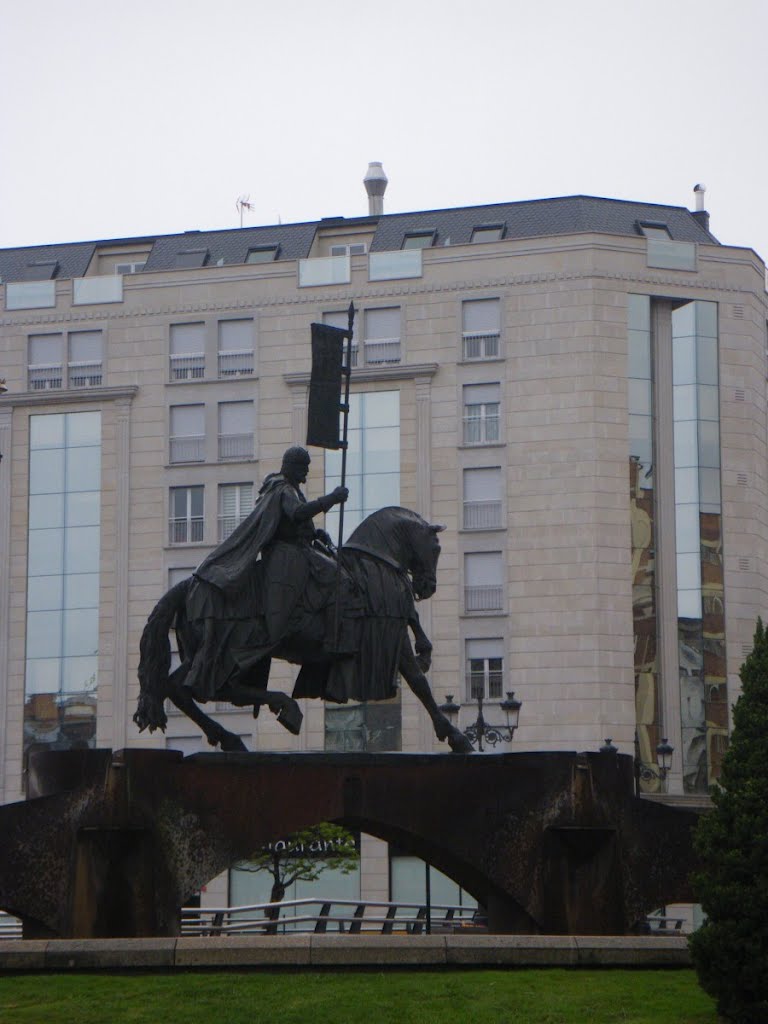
[344,506,427,562]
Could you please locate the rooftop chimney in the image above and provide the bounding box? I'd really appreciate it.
[364,162,388,216]
[692,183,710,233]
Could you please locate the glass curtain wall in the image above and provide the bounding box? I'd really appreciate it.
[671,301,727,793]
[24,411,101,761]
[628,296,661,793]
[324,390,401,751]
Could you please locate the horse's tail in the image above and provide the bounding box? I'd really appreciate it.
[133,578,191,734]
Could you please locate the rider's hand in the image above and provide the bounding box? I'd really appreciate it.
[331,486,348,504]
[315,528,334,547]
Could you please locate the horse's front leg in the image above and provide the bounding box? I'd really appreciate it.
[408,610,432,673]
[398,637,473,754]
[168,667,248,752]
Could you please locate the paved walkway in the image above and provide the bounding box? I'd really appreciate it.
[0,935,691,971]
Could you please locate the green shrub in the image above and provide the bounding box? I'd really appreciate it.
[689,618,768,1022]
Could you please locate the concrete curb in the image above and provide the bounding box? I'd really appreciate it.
[0,935,692,971]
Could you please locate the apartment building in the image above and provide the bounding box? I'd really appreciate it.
[1,173,766,911]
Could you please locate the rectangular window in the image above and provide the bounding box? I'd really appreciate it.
[402,231,435,250]
[114,261,145,274]
[471,225,505,243]
[25,412,101,761]
[217,319,254,377]
[463,467,502,530]
[68,331,103,387]
[463,383,501,444]
[466,638,503,700]
[218,483,254,540]
[246,246,278,264]
[325,391,399,541]
[324,311,356,366]
[462,299,500,360]
[169,405,205,464]
[364,307,401,365]
[464,552,503,612]
[169,486,204,545]
[169,322,205,380]
[175,249,208,269]
[28,334,63,390]
[218,400,254,461]
[330,243,367,257]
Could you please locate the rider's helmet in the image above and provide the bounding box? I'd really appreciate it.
[281,446,311,474]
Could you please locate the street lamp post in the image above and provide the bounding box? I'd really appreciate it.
[440,692,522,751]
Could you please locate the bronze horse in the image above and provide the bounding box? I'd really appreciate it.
[134,507,473,754]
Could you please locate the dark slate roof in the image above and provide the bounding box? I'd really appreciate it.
[0,241,96,285]
[369,195,719,251]
[141,222,317,272]
[0,195,720,283]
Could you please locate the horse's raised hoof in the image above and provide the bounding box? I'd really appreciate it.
[448,730,474,754]
[219,733,248,753]
[276,698,303,735]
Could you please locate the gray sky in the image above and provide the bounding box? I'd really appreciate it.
[2,0,767,263]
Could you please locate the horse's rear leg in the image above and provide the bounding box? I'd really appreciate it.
[168,668,248,753]
[399,639,474,754]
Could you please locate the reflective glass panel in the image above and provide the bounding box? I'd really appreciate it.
[697,385,719,421]
[675,467,699,504]
[696,301,718,339]
[25,658,61,695]
[65,447,101,492]
[698,421,720,469]
[28,529,65,576]
[699,468,721,512]
[29,449,65,494]
[30,414,65,450]
[362,392,399,428]
[66,491,100,527]
[628,379,652,416]
[29,492,64,530]
[673,385,697,422]
[62,608,99,657]
[628,330,651,379]
[678,588,703,619]
[27,610,63,657]
[673,302,696,336]
[676,505,700,554]
[64,573,100,609]
[65,527,101,574]
[66,411,101,447]
[697,337,718,386]
[627,295,650,331]
[677,552,702,591]
[28,575,64,611]
[363,473,400,510]
[672,335,696,385]
[674,421,698,468]
[62,656,98,693]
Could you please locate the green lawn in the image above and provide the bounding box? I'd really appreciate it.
[0,969,718,1024]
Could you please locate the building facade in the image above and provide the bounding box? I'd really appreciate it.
[1,186,766,912]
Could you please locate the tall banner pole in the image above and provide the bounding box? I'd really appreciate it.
[333,301,355,649]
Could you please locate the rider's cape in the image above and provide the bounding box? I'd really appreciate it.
[194,473,286,594]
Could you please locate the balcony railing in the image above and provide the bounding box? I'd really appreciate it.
[169,436,205,463]
[464,585,503,612]
[169,517,204,545]
[363,338,401,365]
[68,361,103,388]
[298,255,351,287]
[463,413,500,445]
[463,500,502,530]
[6,281,56,310]
[368,249,422,282]
[462,332,500,360]
[218,513,249,541]
[28,363,63,390]
[218,433,254,461]
[218,349,255,377]
[170,353,205,380]
[73,275,123,305]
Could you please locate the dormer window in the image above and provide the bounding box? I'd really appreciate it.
[402,231,436,250]
[246,246,279,264]
[636,221,671,240]
[20,260,58,281]
[175,249,209,269]
[471,224,506,243]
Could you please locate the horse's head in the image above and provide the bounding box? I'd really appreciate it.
[347,507,445,601]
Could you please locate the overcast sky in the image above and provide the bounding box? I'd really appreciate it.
[2,0,767,263]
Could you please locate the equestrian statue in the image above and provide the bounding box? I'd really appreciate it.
[134,446,473,754]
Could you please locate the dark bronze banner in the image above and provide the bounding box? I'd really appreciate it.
[306,322,347,449]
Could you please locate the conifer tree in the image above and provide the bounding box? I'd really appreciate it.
[689,618,768,1022]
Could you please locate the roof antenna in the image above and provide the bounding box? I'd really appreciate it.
[236,195,255,228]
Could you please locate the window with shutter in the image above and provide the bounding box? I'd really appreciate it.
[464,552,503,612]
[364,307,400,365]
[169,323,205,380]
[462,299,500,360]
[463,467,502,529]
[463,383,501,444]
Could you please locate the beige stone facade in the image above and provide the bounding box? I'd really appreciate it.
[1,195,766,910]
